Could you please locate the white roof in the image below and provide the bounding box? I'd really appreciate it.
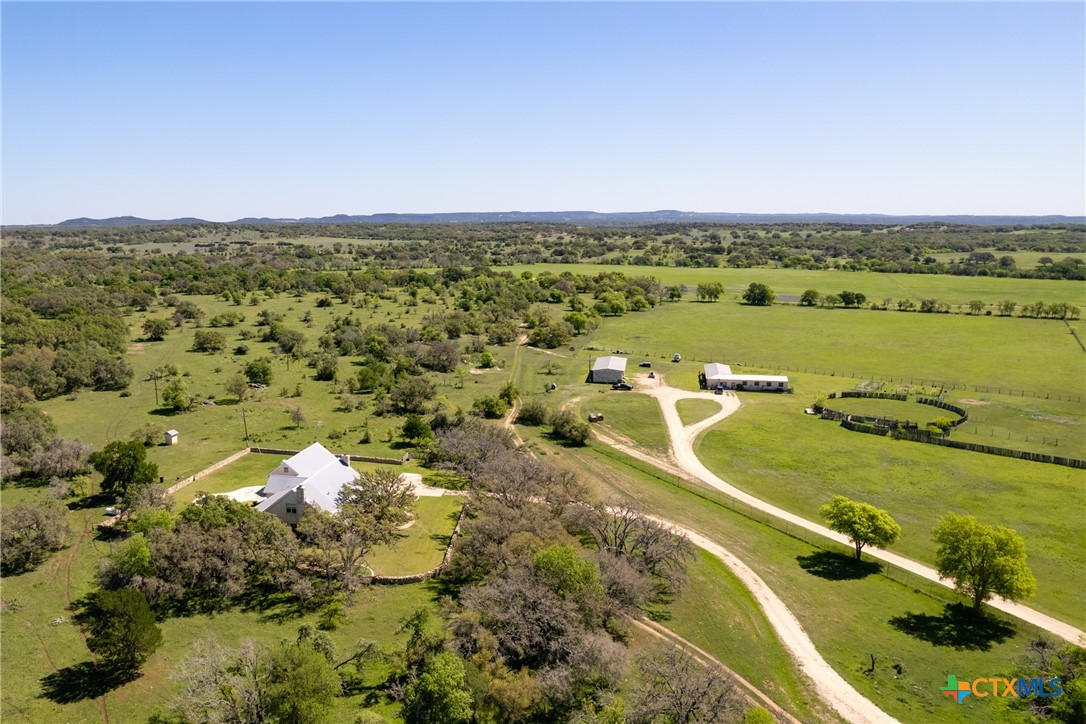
[166,429,179,436]
[258,442,360,512]
[716,374,789,383]
[592,355,627,372]
[704,363,732,379]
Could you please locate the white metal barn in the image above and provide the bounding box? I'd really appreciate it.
[590,355,627,384]
[703,363,790,392]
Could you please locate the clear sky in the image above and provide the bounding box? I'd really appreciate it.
[2,2,1084,224]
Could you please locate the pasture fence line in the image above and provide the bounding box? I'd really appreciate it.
[248,447,403,465]
[890,429,1086,469]
[594,346,1083,403]
[165,447,252,496]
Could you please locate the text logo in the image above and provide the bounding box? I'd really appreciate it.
[941,675,1063,703]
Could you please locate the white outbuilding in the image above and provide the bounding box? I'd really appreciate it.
[703,363,790,392]
[590,356,627,384]
[164,429,180,445]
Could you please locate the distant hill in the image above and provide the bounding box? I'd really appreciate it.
[55,216,211,227]
[49,210,1086,228]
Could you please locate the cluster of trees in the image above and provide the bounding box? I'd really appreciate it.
[9,221,1082,280]
[414,420,734,721]
[820,496,1035,611]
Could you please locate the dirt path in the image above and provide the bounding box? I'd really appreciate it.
[509,385,883,720]
[622,375,1086,646]
[641,516,896,723]
[65,517,110,724]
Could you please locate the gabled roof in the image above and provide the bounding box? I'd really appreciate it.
[592,355,627,372]
[259,442,361,512]
[704,363,732,379]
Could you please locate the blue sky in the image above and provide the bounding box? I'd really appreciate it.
[3,2,1084,224]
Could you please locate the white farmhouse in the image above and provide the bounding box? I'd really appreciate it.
[255,442,360,525]
[590,355,627,384]
[703,363,790,392]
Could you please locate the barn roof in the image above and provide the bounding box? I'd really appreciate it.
[703,363,732,378]
[592,355,627,372]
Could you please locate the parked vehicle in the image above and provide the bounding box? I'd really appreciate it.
[648,371,655,379]
[639,361,652,368]
[612,383,633,391]
[105,506,119,516]
[672,353,682,362]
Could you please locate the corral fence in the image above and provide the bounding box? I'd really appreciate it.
[890,429,1086,469]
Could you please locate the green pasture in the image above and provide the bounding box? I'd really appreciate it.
[512,263,1086,307]
[574,300,1085,398]
[576,393,671,455]
[819,397,964,425]
[37,291,517,483]
[676,398,726,426]
[925,249,1086,269]
[530,431,1036,724]
[691,378,1085,627]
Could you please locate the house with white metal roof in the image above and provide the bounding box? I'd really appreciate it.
[255,442,360,525]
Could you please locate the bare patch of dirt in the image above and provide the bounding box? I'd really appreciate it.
[469,367,502,375]
[957,399,992,406]
[126,343,145,354]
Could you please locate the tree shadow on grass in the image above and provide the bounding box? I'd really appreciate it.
[796,551,881,581]
[40,662,139,704]
[68,493,115,511]
[888,603,1016,651]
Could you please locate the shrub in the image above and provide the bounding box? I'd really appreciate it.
[550,409,590,445]
[516,397,549,426]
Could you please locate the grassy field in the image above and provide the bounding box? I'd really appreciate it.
[676,398,726,426]
[36,291,517,484]
[526,431,1036,724]
[574,299,1084,400]
[692,378,1085,627]
[577,392,671,455]
[512,263,1086,307]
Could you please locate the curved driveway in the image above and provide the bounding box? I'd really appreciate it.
[625,375,1085,645]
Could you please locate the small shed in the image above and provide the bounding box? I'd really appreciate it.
[590,355,627,384]
[164,429,180,446]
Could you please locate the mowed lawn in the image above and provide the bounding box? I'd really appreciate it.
[676,398,727,426]
[692,384,1086,627]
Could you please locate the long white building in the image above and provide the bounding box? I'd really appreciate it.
[704,363,790,392]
